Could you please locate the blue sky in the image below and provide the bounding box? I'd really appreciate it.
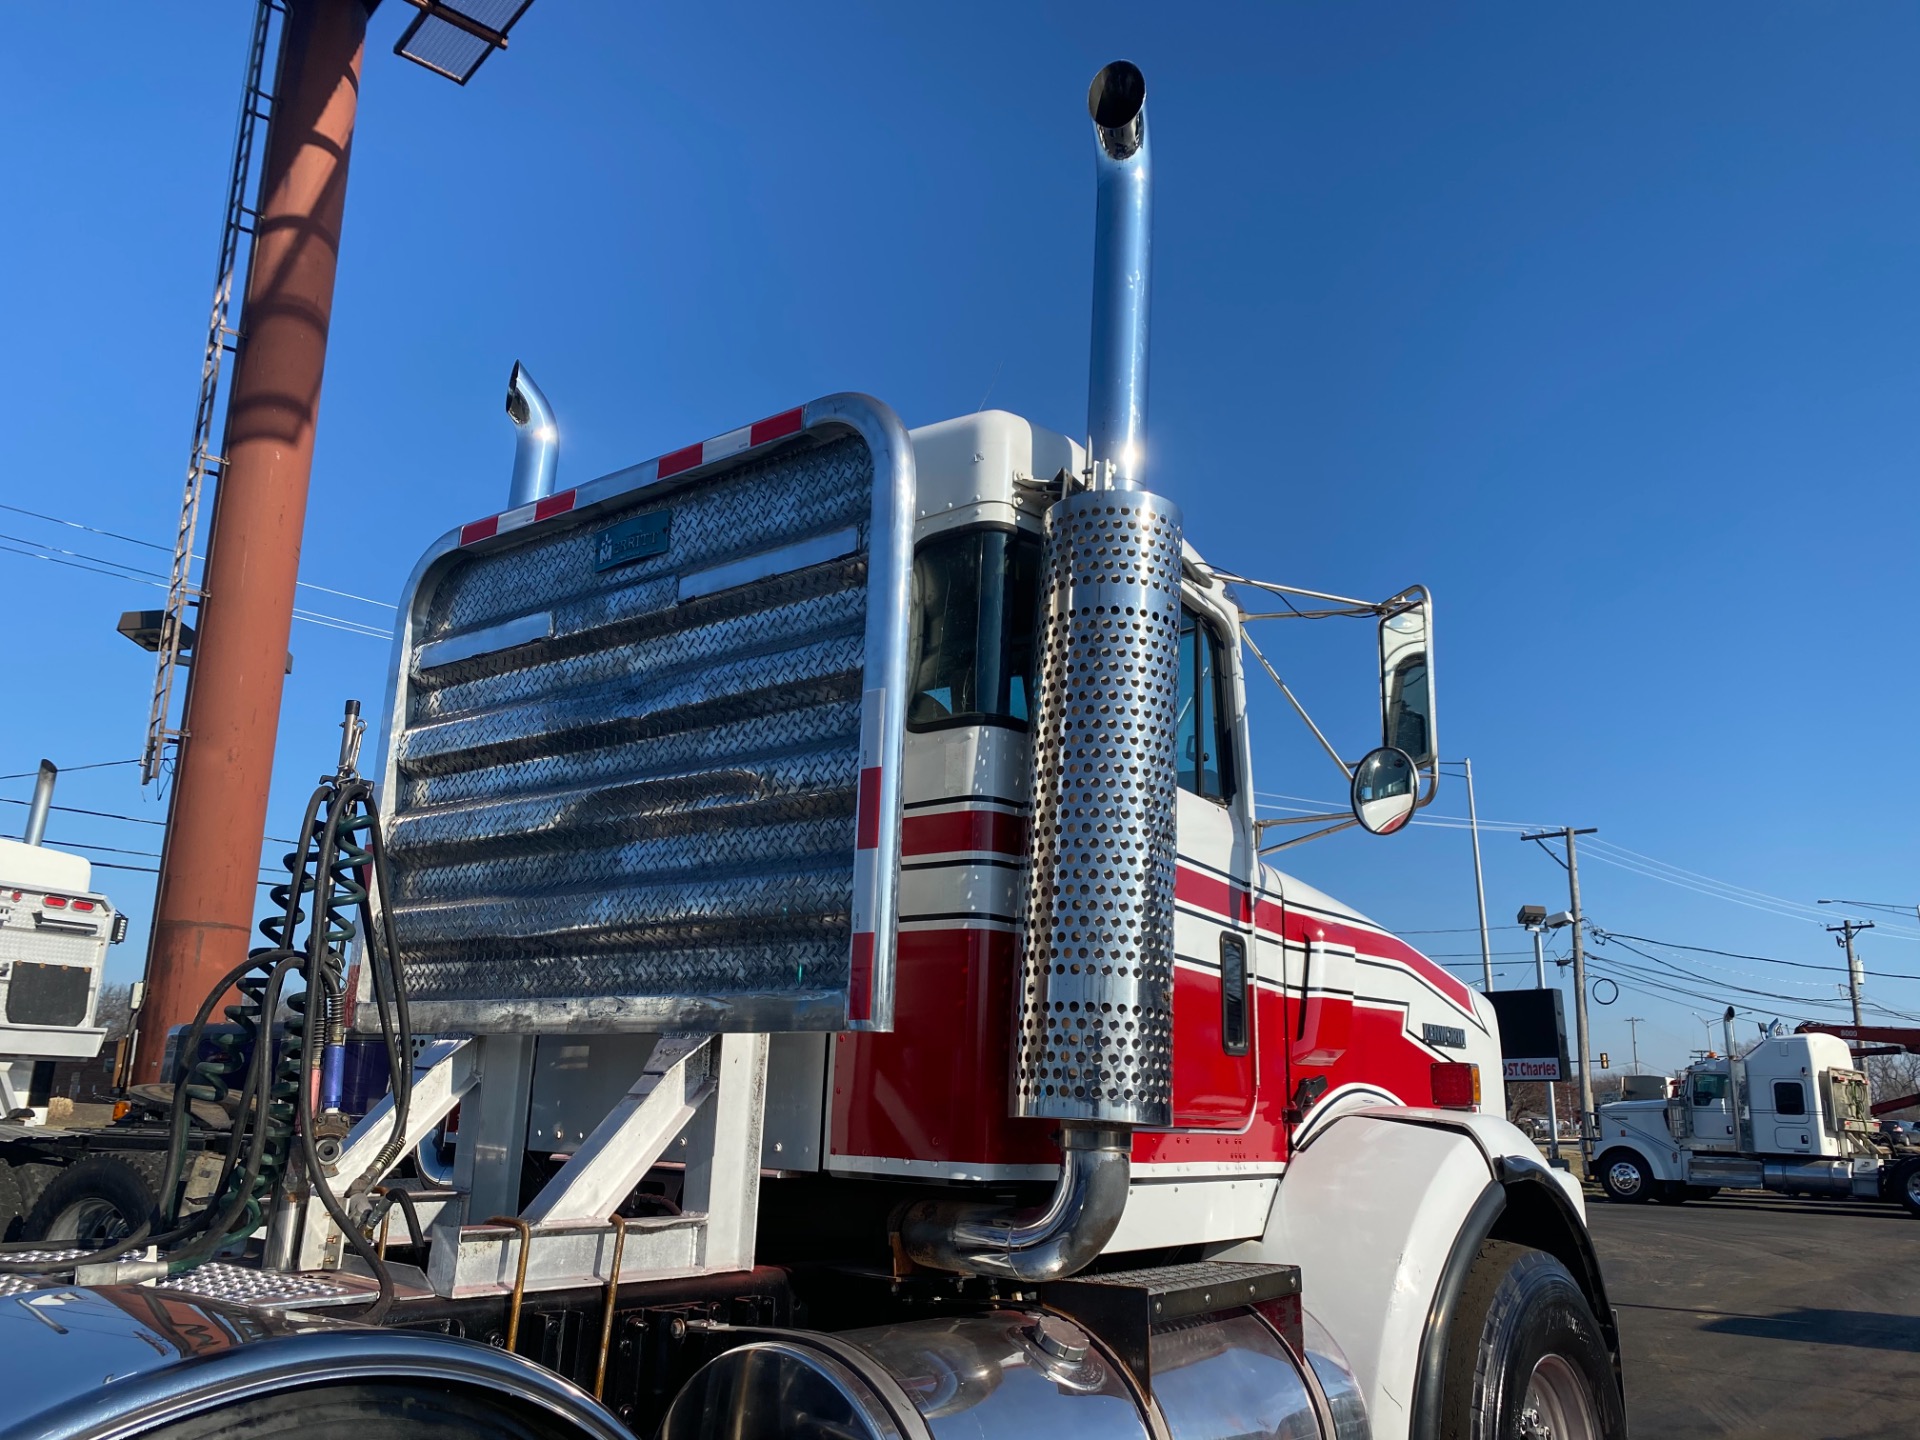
[3,3,1917,1074]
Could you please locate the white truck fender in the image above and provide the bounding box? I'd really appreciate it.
[1593,1108,1682,1183]
[1211,1109,1619,1440]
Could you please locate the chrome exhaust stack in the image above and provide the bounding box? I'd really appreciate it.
[904,63,1183,1282]
[22,761,55,846]
[1086,60,1152,491]
[505,360,559,507]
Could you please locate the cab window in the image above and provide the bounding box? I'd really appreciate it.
[1692,1073,1729,1106]
[908,528,1042,730]
[1176,608,1236,801]
[1773,1080,1807,1117]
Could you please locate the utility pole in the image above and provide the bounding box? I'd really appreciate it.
[136,0,374,1084]
[1462,758,1493,990]
[1624,1016,1644,1074]
[1825,918,1872,1027]
[1523,826,1598,1168]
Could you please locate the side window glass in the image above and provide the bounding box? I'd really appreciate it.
[1693,1074,1727,1106]
[1207,626,1236,801]
[1176,612,1201,793]
[1773,1081,1806,1117]
[908,529,1042,730]
[1176,608,1236,801]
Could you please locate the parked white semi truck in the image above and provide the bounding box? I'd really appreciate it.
[1596,1016,1920,1216]
[0,64,1625,1440]
[0,763,122,1123]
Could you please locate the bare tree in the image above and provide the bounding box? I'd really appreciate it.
[1865,1051,1920,1117]
[94,982,133,1039]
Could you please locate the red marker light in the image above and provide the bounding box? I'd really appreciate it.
[43,895,68,909]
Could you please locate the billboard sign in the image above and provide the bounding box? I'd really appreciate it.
[1486,987,1571,1083]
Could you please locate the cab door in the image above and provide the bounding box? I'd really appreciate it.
[1170,602,1257,1129]
[1687,1066,1737,1150]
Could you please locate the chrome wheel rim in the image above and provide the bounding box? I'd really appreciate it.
[48,1197,133,1245]
[1518,1354,1601,1440]
[1905,1170,1920,1206]
[1606,1160,1641,1196]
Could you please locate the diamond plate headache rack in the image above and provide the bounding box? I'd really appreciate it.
[358,394,915,1037]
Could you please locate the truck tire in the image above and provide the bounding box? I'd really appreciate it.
[1595,1149,1652,1204]
[22,1156,154,1244]
[1888,1158,1920,1218]
[1439,1239,1626,1440]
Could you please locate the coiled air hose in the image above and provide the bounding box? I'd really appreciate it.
[0,701,415,1325]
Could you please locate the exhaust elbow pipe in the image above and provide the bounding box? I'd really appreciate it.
[899,1125,1131,1282]
[1086,60,1152,491]
[506,361,559,507]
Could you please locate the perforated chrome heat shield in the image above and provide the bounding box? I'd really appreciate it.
[359,395,914,1035]
[1015,489,1184,1126]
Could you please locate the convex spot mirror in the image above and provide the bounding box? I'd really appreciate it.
[1351,746,1417,836]
[1378,597,1434,768]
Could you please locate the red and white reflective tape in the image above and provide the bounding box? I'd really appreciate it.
[848,686,886,1023]
[457,406,807,548]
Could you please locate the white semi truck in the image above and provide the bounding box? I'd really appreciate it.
[0,763,122,1124]
[0,62,1625,1440]
[1595,1015,1920,1216]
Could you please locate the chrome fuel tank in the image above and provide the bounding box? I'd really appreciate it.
[660,1302,1366,1440]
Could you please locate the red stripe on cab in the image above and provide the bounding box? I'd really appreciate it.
[901,809,1027,858]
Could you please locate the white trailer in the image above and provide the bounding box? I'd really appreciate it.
[1596,1027,1920,1215]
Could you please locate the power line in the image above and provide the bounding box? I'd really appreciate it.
[0,533,389,638]
[0,759,140,781]
[0,500,395,609]
[1595,928,1920,984]
[0,795,168,827]
[1255,790,1920,940]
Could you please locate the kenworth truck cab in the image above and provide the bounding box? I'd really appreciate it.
[0,63,1623,1440]
[1596,1023,1920,1215]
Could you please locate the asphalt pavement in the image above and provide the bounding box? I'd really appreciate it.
[1587,1188,1920,1438]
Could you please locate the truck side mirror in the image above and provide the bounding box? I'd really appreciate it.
[1378,596,1434,768]
[1351,746,1418,835]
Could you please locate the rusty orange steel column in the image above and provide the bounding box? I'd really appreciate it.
[136,0,373,1084]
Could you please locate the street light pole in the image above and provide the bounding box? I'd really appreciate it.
[1527,918,1562,1163]
[1524,825,1599,1168]
[1462,759,1493,992]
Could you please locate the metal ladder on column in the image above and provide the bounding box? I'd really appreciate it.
[141,0,287,785]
